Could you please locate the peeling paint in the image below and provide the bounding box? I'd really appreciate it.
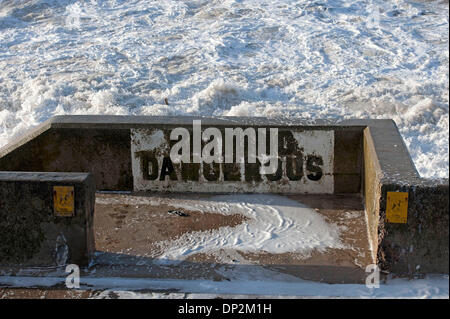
[131,128,335,193]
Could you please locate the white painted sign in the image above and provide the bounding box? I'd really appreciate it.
[131,124,334,193]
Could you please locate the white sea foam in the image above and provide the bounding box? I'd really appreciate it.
[0,0,448,178]
[96,193,347,262]
[152,194,346,262]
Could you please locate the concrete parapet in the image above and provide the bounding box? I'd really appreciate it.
[343,119,449,275]
[0,115,364,194]
[377,178,449,274]
[0,172,95,267]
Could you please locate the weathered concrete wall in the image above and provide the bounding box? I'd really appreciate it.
[362,126,382,262]
[0,172,95,267]
[0,127,132,191]
[131,127,337,193]
[0,115,364,194]
[0,115,447,275]
[378,179,449,274]
[341,119,449,275]
[334,129,362,194]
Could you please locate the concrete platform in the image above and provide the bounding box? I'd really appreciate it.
[88,192,373,284]
[0,191,373,286]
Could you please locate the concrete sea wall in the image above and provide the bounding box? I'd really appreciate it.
[0,115,447,275]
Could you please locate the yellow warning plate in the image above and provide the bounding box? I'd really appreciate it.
[53,186,74,217]
[386,191,408,223]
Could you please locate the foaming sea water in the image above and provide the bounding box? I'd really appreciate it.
[0,0,448,178]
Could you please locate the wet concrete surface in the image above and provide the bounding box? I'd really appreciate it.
[89,192,373,284]
[0,192,374,298]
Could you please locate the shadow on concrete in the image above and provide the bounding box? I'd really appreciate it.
[86,251,368,285]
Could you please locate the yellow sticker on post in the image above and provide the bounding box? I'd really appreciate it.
[53,186,74,217]
[386,191,408,223]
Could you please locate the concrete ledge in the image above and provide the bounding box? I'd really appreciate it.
[0,172,95,267]
[346,119,449,275]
